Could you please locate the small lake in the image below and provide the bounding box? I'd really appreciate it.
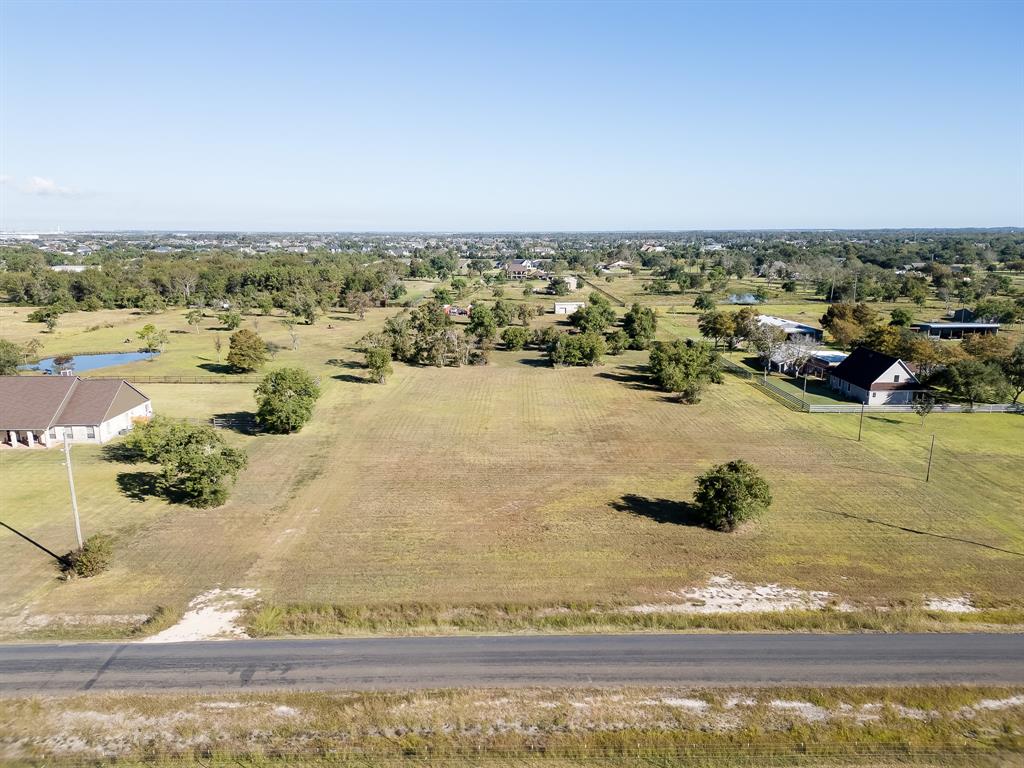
[23,351,160,374]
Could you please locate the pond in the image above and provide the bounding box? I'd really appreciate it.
[23,351,160,374]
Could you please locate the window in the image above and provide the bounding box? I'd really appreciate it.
[86,426,96,439]
[64,427,73,439]
[893,374,900,383]
[48,428,56,439]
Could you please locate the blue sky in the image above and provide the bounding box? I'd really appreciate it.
[1,0,1021,231]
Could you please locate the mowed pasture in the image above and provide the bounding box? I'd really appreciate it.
[0,302,1022,637]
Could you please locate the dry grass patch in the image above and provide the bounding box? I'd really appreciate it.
[1,686,1021,766]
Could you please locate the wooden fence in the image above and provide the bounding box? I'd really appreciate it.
[83,375,260,385]
[578,276,627,307]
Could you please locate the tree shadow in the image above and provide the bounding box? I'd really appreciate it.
[101,441,147,464]
[115,471,161,502]
[332,373,371,384]
[198,362,235,374]
[611,494,711,529]
[820,509,1024,557]
[518,356,553,367]
[326,358,364,369]
[211,411,259,435]
[595,367,659,390]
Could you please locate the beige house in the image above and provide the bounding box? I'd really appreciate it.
[0,376,152,448]
[828,348,921,405]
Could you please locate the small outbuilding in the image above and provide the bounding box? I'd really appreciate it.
[911,321,1000,339]
[553,301,586,315]
[0,376,152,448]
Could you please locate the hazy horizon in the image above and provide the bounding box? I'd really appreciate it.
[2,0,1022,232]
[4,226,1023,237]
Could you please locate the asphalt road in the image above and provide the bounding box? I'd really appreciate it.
[2,633,1023,695]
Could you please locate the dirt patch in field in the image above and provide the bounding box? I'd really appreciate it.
[925,595,977,613]
[626,574,849,614]
[139,588,258,643]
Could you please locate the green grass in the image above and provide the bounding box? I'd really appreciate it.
[1,303,1022,639]
[2,686,1021,767]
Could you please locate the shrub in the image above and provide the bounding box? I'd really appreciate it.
[549,331,606,366]
[255,367,321,433]
[622,302,657,349]
[227,329,268,372]
[122,417,248,507]
[502,326,530,351]
[532,326,561,349]
[365,346,393,383]
[0,339,20,375]
[693,293,715,311]
[27,305,62,324]
[60,534,113,578]
[606,329,629,354]
[693,459,771,532]
[648,339,723,403]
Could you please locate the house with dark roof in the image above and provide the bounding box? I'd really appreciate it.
[0,376,152,448]
[827,348,921,405]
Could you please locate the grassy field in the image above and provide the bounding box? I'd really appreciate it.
[0,298,1022,638]
[2,686,1021,766]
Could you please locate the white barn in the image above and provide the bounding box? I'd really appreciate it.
[0,376,152,448]
[553,301,586,315]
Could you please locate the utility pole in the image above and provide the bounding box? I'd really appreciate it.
[926,434,936,482]
[63,433,83,549]
[858,402,866,442]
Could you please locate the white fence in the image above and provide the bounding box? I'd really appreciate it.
[720,359,1023,415]
[805,402,1023,414]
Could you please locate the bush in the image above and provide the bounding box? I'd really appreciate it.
[502,325,530,351]
[532,325,561,349]
[255,367,321,433]
[60,534,113,579]
[122,417,248,507]
[227,328,268,372]
[27,305,62,324]
[607,329,629,355]
[622,302,657,349]
[365,346,393,383]
[693,460,771,532]
[693,293,715,311]
[549,331,606,366]
[0,339,20,375]
[648,339,723,403]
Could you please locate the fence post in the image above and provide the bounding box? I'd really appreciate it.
[857,403,865,441]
